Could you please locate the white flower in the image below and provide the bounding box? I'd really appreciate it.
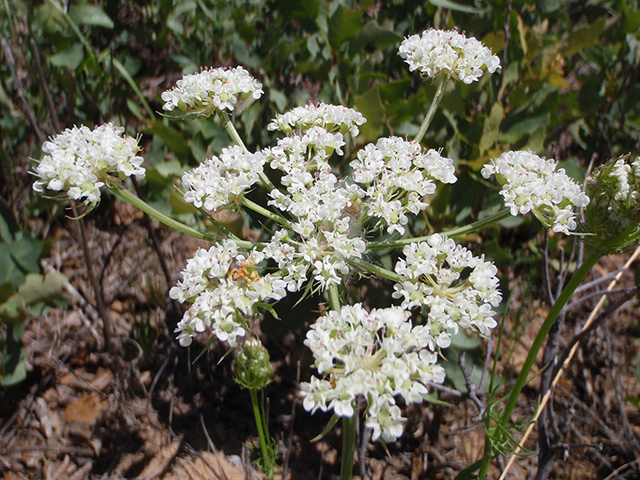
[399,28,500,84]
[32,123,144,205]
[268,102,367,137]
[481,150,590,234]
[300,304,445,442]
[350,137,456,234]
[170,241,286,347]
[392,234,501,345]
[161,66,263,116]
[260,128,367,292]
[181,145,266,211]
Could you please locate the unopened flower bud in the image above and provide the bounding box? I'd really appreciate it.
[585,154,640,251]
[234,338,273,390]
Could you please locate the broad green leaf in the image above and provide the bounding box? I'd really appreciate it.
[0,281,13,305]
[353,85,384,141]
[505,112,549,135]
[69,4,114,29]
[0,202,18,241]
[9,233,43,277]
[17,271,68,306]
[0,234,42,288]
[327,5,363,51]
[347,20,402,56]
[561,18,606,57]
[479,102,504,154]
[269,89,288,113]
[49,43,85,70]
[427,0,489,14]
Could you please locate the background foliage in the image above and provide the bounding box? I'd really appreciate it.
[1,0,640,475]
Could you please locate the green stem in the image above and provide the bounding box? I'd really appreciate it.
[110,186,256,248]
[193,203,242,242]
[340,415,357,480]
[219,111,277,194]
[328,283,342,312]
[413,73,448,145]
[347,257,404,284]
[241,197,294,230]
[499,250,601,424]
[478,249,603,477]
[366,209,512,251]
[250,388,274,478]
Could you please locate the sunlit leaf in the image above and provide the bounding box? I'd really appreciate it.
[49,43,85,70]
[328,5,363,51]
[69,4,114,29]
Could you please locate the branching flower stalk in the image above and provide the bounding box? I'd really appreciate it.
[32,25,636,480]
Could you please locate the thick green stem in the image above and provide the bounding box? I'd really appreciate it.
[478,249,603,477]
[110,186,256,248]
[366,209,511,251]
[413,73,448,145]
[250,388,274,478]
[340,415,357,480]
[219,111,277,193]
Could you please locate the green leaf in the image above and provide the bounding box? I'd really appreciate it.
[450,331,482,350]
[0,234,42,288]
[0,202,18,241]
[17,271,68,306]
[69,4,114,29]
[427,0,489,14]
[49,43,85,70]
[353,85,384,141]
[536,0,566,14]
[348,20,402,56]
[1,322,27,386]
[0,281,14,305]
[479,102,504,154]
[148,120,192,162]
[310,413,340,442]
[560,18,606,57]
[327,5,363,51]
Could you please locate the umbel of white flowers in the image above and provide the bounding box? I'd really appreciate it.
[32,123,145,206]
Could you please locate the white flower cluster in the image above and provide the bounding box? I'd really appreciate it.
[181,145,266,211]
[263,127,366,290]
[393,234,501,349]
[300,304,446,442]
[481,150,590,234]
[351,137,457,234]
[170,240,287,347]
[32,123,145,204]
[398,28,500,84]
[161,66,263,115]
[610,156,640,202]
[267,102,367,137]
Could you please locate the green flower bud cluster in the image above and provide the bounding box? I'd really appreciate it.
[234,338,274,390]
[585,154,640,252]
